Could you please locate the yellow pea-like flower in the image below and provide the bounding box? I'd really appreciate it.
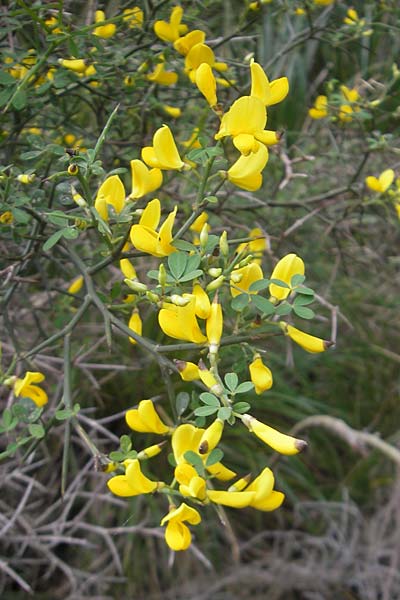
[269,253,305,301]
[142,125,185,170]
[93,10,116,38]
[94,175,126,221]
[13,371,48,407]
[244,467,285,511]
[309,95,328,119]
[250,59,289,107]
[227,141,270,191]
[174,360,201,381]
[206,297,223,351]
[174,29,206,56]
[230,262,264,297]
[125,399,170,434]
[175,464,207,500]
[107,459,158,497]
[192,282,211,319]
[58,58,88,73]
[128,310,142,344]
[0,211,13,224]
[198,419,224,454]
[249,355,273,394]
[185,42,227,82]
[207,489,255,508]
[281,323,332,354]
[123,6,143,29]
[147,61,178,86]
[130,198,177,257]
[236,227,267,262]
[162,104,181,118]
[154,6,188,43]
[190,211,208,233]
[161,503,201,552]
[120,258,137,280]
[365,169,395,193]
[67,275,84,295]
[242,414,307,455]
[195,63,217,107]
[129,159,162,200]
[158,296,207,343]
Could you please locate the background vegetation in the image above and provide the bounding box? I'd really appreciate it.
[1,1,399,598]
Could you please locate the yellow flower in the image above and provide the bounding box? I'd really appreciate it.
[129,159,162,200]
[67,275,84,295]
[198,419,224,454]
[125,399,170,434]
[185,43,228,82]
[206,297,223,351]
[123,6,143,28]
[120,258,137,280]
[107,459,158,497]
[161,503,201,551]
[93,10,116,38]
[242,414,307,455]
[130,198,177,257]
[17,173,36,184]
[58,58,88,74]
[338,104,354,122]
[154,6,188,43]
[230,262,263,297]
[215,96,278,155]
[190,211,208,233]
[269,253,305,301]
[344,8,360,25]
[45,16,62,33]
[244,467,285,511]
[159,296,207,343]
[142,125,185,170]
[250,59,289,107]
[236,227,267,262]
[365,169,395,193]
[249,355,273,394]
[0,211,13,224]
[281,322,331,353]
[174,360,201,381]
[195,63,217,107]
[128,310,142,344]
[314,0,334,5]
[340,85,359,103]
[175,463,207,500]
[13,371,48,407]
[182,127,201,149]
[147,61,178,86]
[207,489,256,508]
[174,30,206,55]
[226,143,270,190]
[94,175,126,221]
[192,282,211,319]
[162,104,181,118]
[309,95,328,119]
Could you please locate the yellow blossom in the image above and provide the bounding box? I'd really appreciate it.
[128,310,142,344]
[365,169,395,193]
[314,0,334,5]
[45,16,62,33]
[185,42,228,82]
[154,6,188,43]
[344,8,360,25]
[13,371,48,407]
[340,85,359,103]
[129,159,162,200]
[120,258,137,280]
[94,175,126,221]
[93,10,116,38]
[227,142,270,190]
[147,61,178,86]
[190,211,208,233]
[207,489,256,508]
[236,227,267,262]
[192,282,211,319]
[159,296,207,343]
[107,459,158,497]
[142,125,185,170]
[281,322,332,353]
[230,262,263,297]
[17,174,36,184]
[125,399,170,434]
[250,59,289,107]
[198,419,224,454]
[338,104,354,122]
[130,198,177,257]
[249,355,273,394]
[174,360,201,381]
[195,63,217,107]
[58,58,88,74]
[269,253,305,301]
[309,95,328,119]
[0,211,13,224]
[123,6,143,28]
[215,96,278,155]
[174,30,206,55]
[244,467,285,511]
[206,297,223,351]
[175,464,207,500]
[67,275,84,295]
[242,414,307,455]
[162,104,181,118]
[161,503,201,551]
[181,127,201,149]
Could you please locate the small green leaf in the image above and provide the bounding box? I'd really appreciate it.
[167,452,177,467]
[203,235,219,254]
[235,382,254,394]
[233,401,251,413]
[194,416,206,428]
[176,392,190,416]
[20,150,44,161]
[12,89,27,110]
[43,230,63,251]
[224,372,238,392]
[249,279,271,292]
[120,435,132,453]
[218,407,232,421]
[194,405,218,416]
[291,274,306,286]
[185,254,201,273]
[28,423,45,439]
[109,450,125,462]
[173,239,196,252]
[199,392,220,407]
[55,407,75,420]
[275,303,292,316]
[183,451,204,475]
[61,227,79,240]
[11,207,30,224]
[205,448,224,467]
[293,305,315,319]
[269,278,290,288]
[231,293,249,312]
[168,252,187,279]
[294,294,314,306]
[179,269,203,282]
[251,296,275,315]
[297,286,314,296]
[47,211,69,226]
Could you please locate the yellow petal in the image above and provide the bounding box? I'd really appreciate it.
[379,169,395,192]
[161,502,202,526]
[174,30,206,55]
[125,399,170,434]
[192,283,211,318]
[206,462,236,481]
[365,176,382,192]
[172,424,204,464]
[230,263,264,297]
[284,323,330,354]
[130,160,163,199]
[185,43,215,71]
[195,63,217,107]
[244,414,307,455]
[216,96,267,140]
[120,258,137,280]
[95,175,125,215]
[153,125,184,170]
[269,253,305,301]
[249,356,273,394]
[165,521,192,551]
[130,224,160,256]
[175,360,200,381]
[198,419,224,454]
[159,300,207,343]
[206,299,223,348]
[207,490,255,508]
[140,198,161,229]
[125,459,158,493]
[252,490,285,511]
[158,207,177,254]
[67,275,84,295]
[128,310,142,344]
[107,475,138,497]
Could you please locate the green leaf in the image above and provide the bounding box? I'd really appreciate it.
[291,274,306,286]
[167,452,177,467]
[224,372,238,392]
[0,71,15,85]
[275,303,292,316]
[168,252,187,279]
[218,407,232,421]
[294,294,314,306]
[293,305,315,319]
[109,450,125,462]
[120,435,132,453]
[20,150,44,161]
[269,278,290,289]
[199,392,220,407]
[28,423,45,439]
[43,230,63,251]
[203,235,219,254]
[55,407,76,420]
[231,293,249,312]
[235,382,254,394]
[233,401,251,413]
[61,227,79,240]
[251,295,275,315]
[147,270,160,280]
[183,451,204,475]
[194,416,206,428]
[249,279,271,292]
[297,286,314,296]
[194,405,218,416]
[185,254,201,273]
[179,269,203,282]
[47,211,69,226]
[205,448,224,467]
[173,239,196,252]
[1,408,18,431]
[176,392,190,416]
[12,89,27,110]
[11,208,30,224]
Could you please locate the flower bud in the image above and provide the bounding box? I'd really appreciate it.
[206,275,225,291]
[198,419,224,454]
[158,263,167,287]
[174,360,200,382]
[200,222,209,250]
[17,173,36,184]
[124,278,147,293]
[137,441,167,460]
[171,294,192,307]
[219,231,229,257]
[228,474,252,492]
[208,267,222,277]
